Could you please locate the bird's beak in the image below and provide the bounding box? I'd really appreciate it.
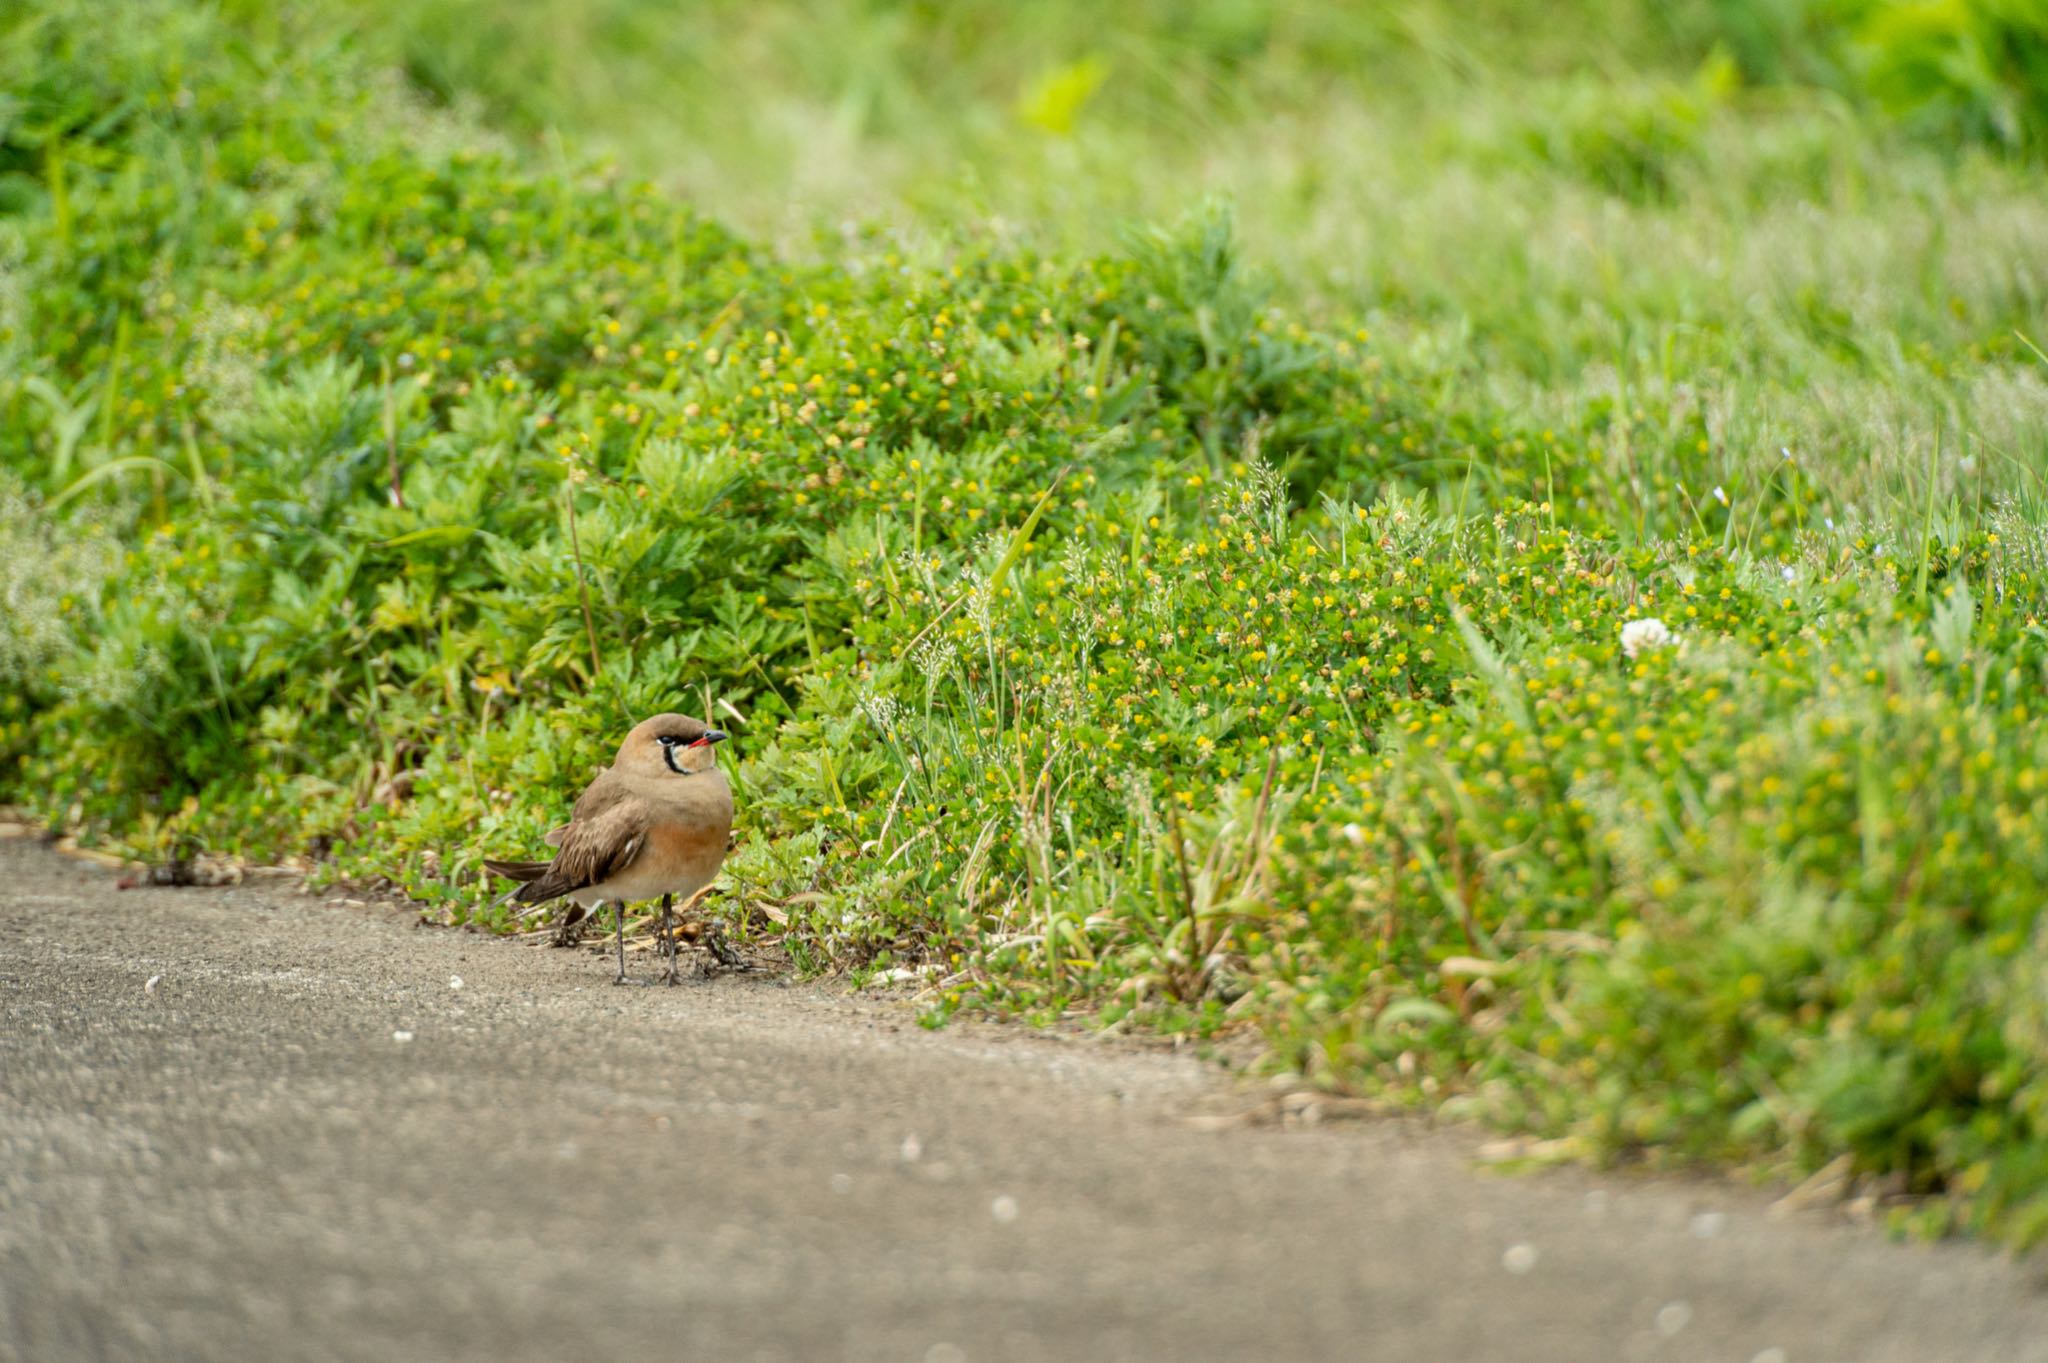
[691,730,728,748]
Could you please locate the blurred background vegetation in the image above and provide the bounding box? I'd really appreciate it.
[348,0,2048,505]
[12,0,2048,509]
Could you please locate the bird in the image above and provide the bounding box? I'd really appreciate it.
[483,712,733,985]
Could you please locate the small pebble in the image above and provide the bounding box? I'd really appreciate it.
[1655,1301,1693,1337]
[990,1195,1019,1225]
[1501,1243,1539,1275]
[1690,1211,1727,1239]
[392,1030,414,1043]
[901,1133,923,1162]
[1751,1350,1787,1363]
[829,1173,853,1195]
[449,975,464,990]
[144,975,162,994]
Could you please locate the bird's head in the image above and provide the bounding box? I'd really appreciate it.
[619,712,728,777]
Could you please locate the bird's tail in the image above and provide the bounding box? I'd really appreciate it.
[482,857,552,882]
[481,857,567,906]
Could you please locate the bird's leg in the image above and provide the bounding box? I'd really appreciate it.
[658,892,678,986]
[613,900,629,986]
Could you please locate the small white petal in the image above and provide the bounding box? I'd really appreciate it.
[1620,617,1677,659]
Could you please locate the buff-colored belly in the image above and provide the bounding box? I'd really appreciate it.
[570,821,726,906]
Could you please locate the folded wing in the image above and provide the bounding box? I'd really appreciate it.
[487,801,648,904]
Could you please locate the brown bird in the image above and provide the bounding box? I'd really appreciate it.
[484,712,733,985]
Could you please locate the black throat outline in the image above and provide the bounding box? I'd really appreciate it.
[662,745,697,776]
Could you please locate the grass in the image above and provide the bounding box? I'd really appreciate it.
[4,0,2048,1248]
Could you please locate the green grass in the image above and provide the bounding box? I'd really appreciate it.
[4,0,2048,1247]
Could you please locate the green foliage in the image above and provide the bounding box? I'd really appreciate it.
[1690,0,2048,151]
[1509,58,1736,201]
[1855,0,2048,149]
[5,0,2048,1250]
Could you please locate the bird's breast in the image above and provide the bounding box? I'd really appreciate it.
[646,817,729,884]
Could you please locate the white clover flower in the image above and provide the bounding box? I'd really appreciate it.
[1620,617,1677,658]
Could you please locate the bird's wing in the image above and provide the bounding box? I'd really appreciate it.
[545,766,626,847]
[513,801,651,904]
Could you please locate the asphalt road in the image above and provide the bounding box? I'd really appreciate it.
[2,837,2044,1363]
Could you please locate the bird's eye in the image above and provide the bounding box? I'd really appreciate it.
[657,735,678,747]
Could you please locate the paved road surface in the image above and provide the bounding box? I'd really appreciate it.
[2,838,2043,1363]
